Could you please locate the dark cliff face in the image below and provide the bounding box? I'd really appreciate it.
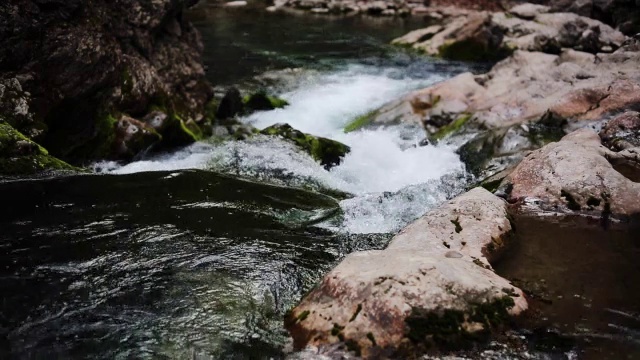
[0,0,213,163]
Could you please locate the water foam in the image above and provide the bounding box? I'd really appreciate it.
[98,64,467,233]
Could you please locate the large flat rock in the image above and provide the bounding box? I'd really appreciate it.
[285,188,527,358]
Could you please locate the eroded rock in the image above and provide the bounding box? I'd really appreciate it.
[499,129,640,221]
[285,188,527,358]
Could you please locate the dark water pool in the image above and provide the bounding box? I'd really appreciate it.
[495,216,640,360]
[0,170,390,359]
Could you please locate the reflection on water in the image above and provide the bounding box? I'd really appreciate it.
[494,216,640,360]
[0,171,390,359]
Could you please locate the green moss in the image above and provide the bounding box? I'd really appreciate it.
[349,304,362,322]
[560,190,581,211]
[344,110,377,133]
[260,123,350,170]
[297,310,310,322]
[243,91,289,112]
[451,217,462,233]
[0,122,78,175]
[432,114,472,141]
[405,296,515,350]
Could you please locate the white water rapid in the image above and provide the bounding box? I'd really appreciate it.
[95,64,468,234]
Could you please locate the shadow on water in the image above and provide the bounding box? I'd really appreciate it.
[494,216,640,360]
[0,171,390,359]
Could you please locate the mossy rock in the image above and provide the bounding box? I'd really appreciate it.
[456,132,500,177]
[0,121,77,176]
[260,123,350,170]
[243,91,289,112]
[431,113,472,141]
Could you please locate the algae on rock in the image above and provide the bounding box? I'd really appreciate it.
[0,121,77,176]
[260,123,350,170]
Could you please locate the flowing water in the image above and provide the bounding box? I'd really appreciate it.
[0,4,474,359]
[2,2,638,359]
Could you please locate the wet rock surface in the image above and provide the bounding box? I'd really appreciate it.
[370,34,639,178]
[285,188,527,358]
[0,0,213,164]
[260,123,350,169]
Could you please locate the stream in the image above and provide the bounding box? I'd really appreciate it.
[1,2,638,360]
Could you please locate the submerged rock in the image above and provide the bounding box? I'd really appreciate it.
[285,188,527,358]
[499,129,640,221]
[260,123,350,170]
[243,91,289,112]
[0,121,76,176]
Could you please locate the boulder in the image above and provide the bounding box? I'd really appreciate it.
[285,188,527,358]
[411,12,510,61]
[599,111,640,151]
[499,129,640,221]
[371,48,640,134]
[0,0,213,165]
[216,87,244,120]
[243,91,289,112]
[260,123,350,170]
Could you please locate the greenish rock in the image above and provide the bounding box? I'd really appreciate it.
[260,123,350,170]
[344,110,377,133]
[0,121,77,176]
[456,132,499,177]
[243,91,289,112]
[432,113,472,141]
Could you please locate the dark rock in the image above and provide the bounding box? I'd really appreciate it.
[243,91,289,112]
[216,87,244,120]
[0,0,213,165]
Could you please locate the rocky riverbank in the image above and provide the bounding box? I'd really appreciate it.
[285,2,640,358]
[270,0,639,36]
